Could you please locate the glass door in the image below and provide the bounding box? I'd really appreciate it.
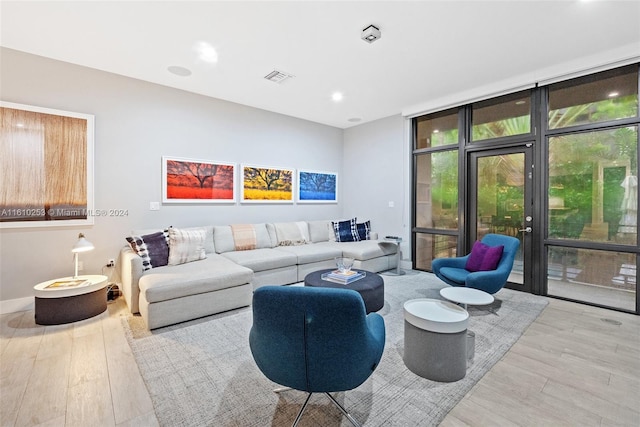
[469,147,534,292]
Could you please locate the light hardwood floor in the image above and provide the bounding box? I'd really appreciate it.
[1,296,638,426]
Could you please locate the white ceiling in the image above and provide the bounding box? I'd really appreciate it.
[1,1,639,129]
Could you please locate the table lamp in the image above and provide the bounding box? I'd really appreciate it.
[72,233,94,278]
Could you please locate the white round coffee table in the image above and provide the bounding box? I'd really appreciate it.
[439,287,494,309]
[34,275,108,325]
[403,298,469,382]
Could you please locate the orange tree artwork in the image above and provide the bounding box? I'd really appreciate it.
[166,160,234,200]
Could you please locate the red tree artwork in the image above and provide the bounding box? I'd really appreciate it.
[165,159,234,201]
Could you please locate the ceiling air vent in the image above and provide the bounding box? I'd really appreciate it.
[264,69,293,84]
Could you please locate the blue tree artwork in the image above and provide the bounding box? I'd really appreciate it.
[298,171,337,202]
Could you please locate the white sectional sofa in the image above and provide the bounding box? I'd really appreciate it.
[119,220,397,329]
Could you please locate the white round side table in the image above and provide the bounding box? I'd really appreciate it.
[439,287,494,309]
[439,286,494,362]
[34,275,108,325]
[403,298,469,382]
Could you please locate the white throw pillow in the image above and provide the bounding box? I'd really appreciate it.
[168,227,207,265]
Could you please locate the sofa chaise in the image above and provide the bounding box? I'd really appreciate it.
[119,220,397,329]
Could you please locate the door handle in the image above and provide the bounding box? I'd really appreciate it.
[519,227,532,233]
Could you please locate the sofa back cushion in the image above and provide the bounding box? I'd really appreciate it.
[308,220,332,243]
[214,223,273,253]
[268,222,310,246]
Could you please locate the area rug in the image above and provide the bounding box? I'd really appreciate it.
[122,271,548,426]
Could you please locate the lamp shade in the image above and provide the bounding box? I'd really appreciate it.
[72,233,94,253]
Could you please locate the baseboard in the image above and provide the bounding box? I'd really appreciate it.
[0,296,34,314]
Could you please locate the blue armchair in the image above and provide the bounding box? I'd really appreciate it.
[249,285,385,427]
[432,233,520,294]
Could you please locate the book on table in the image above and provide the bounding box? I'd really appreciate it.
[321,270,366,285]
[45,279,89,289]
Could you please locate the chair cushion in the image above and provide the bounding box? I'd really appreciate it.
[439,267,470,285]
[465,240,504,272]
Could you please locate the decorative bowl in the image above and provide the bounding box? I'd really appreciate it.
[335,256,355,273]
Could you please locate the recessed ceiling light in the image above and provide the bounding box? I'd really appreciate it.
[515,100,527,105]
[608,91,620,98]
[193,41,218,64]
[167,66,192,77]
[16,123,24,128]
[332,92,344,102]
[348,117,362,123]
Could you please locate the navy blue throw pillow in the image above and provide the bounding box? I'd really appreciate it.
[332,218,358,242]
[126,230,169,271]
[356,220,371,240]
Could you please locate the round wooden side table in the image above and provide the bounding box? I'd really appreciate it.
[34,275,108,325]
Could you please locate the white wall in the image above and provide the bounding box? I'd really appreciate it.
[0,48,347,307]
[342,114,411,263]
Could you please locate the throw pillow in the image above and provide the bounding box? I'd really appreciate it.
[277,239,307,246]
[126,230,169,271]
[168,227,207,265]
[230,224,257,251]
[332,218,358,242]
[465,240,489,272]
[274,222,307,245]
[356,220,371,240]
[465,240,504,272]
[480,244,504,271]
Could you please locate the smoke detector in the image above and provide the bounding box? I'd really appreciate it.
[361,25,381,43]
[264,70,294,84]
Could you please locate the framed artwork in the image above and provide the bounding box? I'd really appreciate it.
[241,164,294,203]
[297,170,338,203]
[0,101,95,228]
[162,157,236,203]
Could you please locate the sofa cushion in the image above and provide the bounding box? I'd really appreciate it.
[214,224,273,253]
[168,227,207,265]
[274,243,342,264]
[308,220,331,243]
[329,240,397,261]
[126,230,169,271]
[139,255,253,304]
[221,248,297,272]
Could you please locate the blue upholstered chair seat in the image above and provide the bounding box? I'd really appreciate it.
[438,266,470,285]
[432,234,520,295]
